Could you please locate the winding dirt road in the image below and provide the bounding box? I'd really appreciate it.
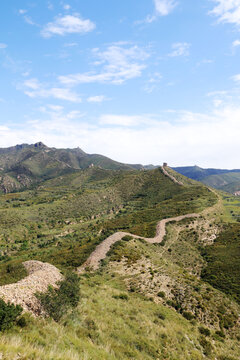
[77,213,199,273]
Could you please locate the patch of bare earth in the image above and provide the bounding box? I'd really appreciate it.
[0,260,63,316]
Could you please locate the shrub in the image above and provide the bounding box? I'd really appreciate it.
[199,336,213,356]
[36,272,80,322]
[0,299,22,331]
[16,316,27,328]
[155,312,165,320]
[215,330,225,338]
[157,291,165,298]
[112,293,129,300]
[121,235,133,241]
[198,326,211,336]
[182,311,194,320]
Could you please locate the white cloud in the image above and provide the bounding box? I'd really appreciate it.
[23,16,36,26]
[41,14,95,38]
[143,0,177,23]
[210,0,240,26]
[23,78,82,102]
[144,72,162,93]
[63,4,71,10]
[154,0,177,16]
[0,126,9,131]
[232,73,240,81]
[233,39,240,46]
[59,44,149,85]
[24,78,41,90]
[1,104,240,168]
[0,43,7,49]
[169,42,191,57]
[19,9,27,15]
[87,95,107,103]
[99,114,155,127]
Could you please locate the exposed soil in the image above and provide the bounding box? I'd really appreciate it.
[0,260,63,316]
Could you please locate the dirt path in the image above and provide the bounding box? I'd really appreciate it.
[77,213,199,273]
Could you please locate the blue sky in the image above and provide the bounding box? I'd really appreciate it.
[0,0,240,168]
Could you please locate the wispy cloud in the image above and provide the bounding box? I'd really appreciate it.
[168,42,191,57]
[233,39,240,47]
[41,14,96,37]
[87,95,107,103]
[63,4,71,10]
[144,0,178,23]
[144,72,162,93]
[0,43,7,49]
[210,0,240,26]
[232,73,240,82]
[154,0,178,16]
[18,9,37,26]
[19,9,27,15]
[99,114,157,127]
[22,78,82,102]
[59,44,149,85]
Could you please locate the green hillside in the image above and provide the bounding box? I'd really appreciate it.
[0,154,239,359]
[0,143,145,194]
[0,167,216,272]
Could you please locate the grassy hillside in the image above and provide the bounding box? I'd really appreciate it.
[0,167,217,276]
[0,226,240,359]
[0,143,146,194]
[201,223,240,304]
[0,164,239,359]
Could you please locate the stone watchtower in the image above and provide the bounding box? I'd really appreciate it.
[163,162,168,167]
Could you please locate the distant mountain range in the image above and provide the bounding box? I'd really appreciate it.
[0,142,155,193]
[0,143,239,195]
[173,166,240,194]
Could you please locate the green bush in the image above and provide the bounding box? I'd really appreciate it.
[16,316,27,328]
[36,272,80,322]
[182,311,194,320]
[0,299,22,331]
[199,336,213,356]
[112,293,129,300]
[157,291,165,298]
[215,330,225,338]
[198,326,210,336]
[121,235,133,241]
